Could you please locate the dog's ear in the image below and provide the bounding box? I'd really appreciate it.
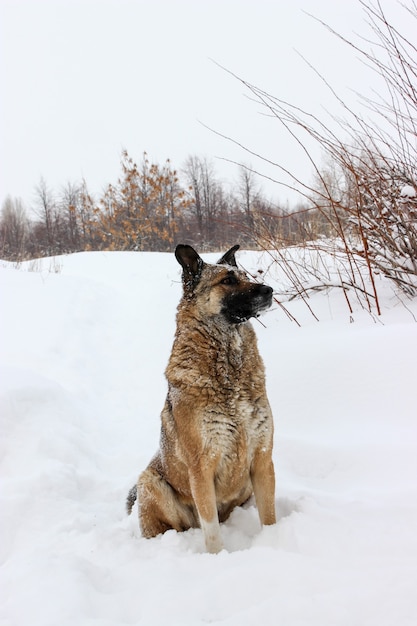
[217,245,240,268]
[175,244,205,293]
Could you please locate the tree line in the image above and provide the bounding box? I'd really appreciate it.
[0,151,325,261]
[2,145,416,303]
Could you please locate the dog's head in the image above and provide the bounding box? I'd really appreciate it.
[175,244,273,324]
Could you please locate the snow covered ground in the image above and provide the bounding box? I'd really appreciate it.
[1,249,417,626]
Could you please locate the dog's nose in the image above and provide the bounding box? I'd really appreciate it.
[259,285,273,297]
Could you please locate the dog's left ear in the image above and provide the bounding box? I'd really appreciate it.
[175,244,205,293]
[217,245,240,268]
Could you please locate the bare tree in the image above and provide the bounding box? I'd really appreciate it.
[0,196,28,260]
[78,180,100,249]
[183,156,226,247]
[33,177,58,255]
[237,165,260,229]
[59,181,82,252]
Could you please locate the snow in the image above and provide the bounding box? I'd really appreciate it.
[400,185,416,198]
[1,250,417,626]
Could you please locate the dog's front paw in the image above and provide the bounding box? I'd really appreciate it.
[201,517,223,554]
[206,536,223,554]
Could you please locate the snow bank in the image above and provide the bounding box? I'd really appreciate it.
[1,250,416,625]
[400,184,416,198]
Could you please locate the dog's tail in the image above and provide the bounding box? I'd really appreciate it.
[126,484,138,515]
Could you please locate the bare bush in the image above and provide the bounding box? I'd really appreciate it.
[218,1,417,314]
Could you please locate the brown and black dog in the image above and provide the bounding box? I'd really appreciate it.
[127,244,276,553]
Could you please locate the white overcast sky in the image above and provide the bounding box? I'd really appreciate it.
[0,0,410,210]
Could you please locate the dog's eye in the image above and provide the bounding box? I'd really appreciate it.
[221,275,238,286]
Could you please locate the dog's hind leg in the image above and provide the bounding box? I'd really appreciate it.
[137,467,196,538]
[126,484,137,514]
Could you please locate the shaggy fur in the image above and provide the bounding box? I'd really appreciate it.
[127,244,276,553]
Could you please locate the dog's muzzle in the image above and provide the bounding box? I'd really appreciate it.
[222,284,273,324]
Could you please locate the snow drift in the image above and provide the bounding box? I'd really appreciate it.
[1,250,416,625]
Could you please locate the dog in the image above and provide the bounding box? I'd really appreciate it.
[127,244,276,553]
